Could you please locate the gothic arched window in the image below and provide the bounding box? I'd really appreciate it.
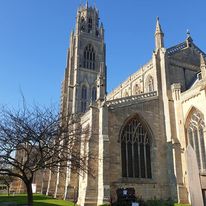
[123,90,129,97]
[133,84,141,95]
[81,85,87,113]
[120,116,152,178]
[186,109,206,171]
[88,18,92,33]
[80,17,86,32]
[81,16,85,23]
[91,87,97,102]
[83,44,95,70]
[146,76,154,92]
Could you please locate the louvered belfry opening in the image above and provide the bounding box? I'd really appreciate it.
[121,116,152,179]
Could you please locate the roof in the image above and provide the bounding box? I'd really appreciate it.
[166,39,206,57]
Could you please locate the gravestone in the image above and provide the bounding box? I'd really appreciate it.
[186,144,204,206]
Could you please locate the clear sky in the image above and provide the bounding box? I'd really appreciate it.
[0,0,206,108]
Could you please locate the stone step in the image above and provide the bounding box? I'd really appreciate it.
[86,189,97,194]
[85,197,98,201]
[84,197,98,206]
[85,193,98,197]
[84,202,97,206]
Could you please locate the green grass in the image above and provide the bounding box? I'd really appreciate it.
[0,194,192,206]
[0,194,74,206]
[100,202,191,206]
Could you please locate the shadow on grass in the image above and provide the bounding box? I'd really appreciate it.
[0,194,73,206]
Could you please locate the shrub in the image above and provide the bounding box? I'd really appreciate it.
[144,198,174,206]
[99,204,110,206]
[109,198,191,206]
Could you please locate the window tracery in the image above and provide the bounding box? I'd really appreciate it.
[186,109,206,171]
[120,116,152,178]
[83,44,95,70]
[133,84,141,95]
[146,76,154,92]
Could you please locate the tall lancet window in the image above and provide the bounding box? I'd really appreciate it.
[120,116,152,179]
[88,18,92,33]
[146,76,154,92]
[91,87,97,102]
[83,44,95,70]
[186,109,206,171]
[81,85,87,113]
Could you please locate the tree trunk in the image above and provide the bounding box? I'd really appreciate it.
[7,185,10,196]
[46,169,52,196]
[40,169,45,194]
[25,181,33,206]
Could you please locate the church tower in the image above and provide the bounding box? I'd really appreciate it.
[61,1,106,118]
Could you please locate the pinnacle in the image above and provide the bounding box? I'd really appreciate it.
[186,29,190,38]
[186,29,193,42]
[200,53,206,67]
[99,62,104,77]
[155,17,163,34]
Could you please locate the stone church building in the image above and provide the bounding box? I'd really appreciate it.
[18,2,206,206]
[58,2,206,206]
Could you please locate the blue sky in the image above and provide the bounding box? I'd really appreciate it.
[0,0,206,108]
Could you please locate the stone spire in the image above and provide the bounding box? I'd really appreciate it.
[155,17,164,49]
[86,0,88,8]
[155,17,163,33]
[200,53,206,79]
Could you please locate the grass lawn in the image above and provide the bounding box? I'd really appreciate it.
[0,194,74,206]
[0,194,192,206]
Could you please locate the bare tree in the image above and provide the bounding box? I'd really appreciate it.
[0,105,89,206]
[0,174,15,196]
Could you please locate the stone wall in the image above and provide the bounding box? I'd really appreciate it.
[107,97,173,201]
[107,60,157,100]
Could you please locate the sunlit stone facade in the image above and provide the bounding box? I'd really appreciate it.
[32,3,206,206]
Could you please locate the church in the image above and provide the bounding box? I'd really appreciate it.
[50,2,206,206]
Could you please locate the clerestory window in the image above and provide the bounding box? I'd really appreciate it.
[120,116,152,179]
[146,76,154,92]
[83,44,95,70]
[133,84,141,95]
